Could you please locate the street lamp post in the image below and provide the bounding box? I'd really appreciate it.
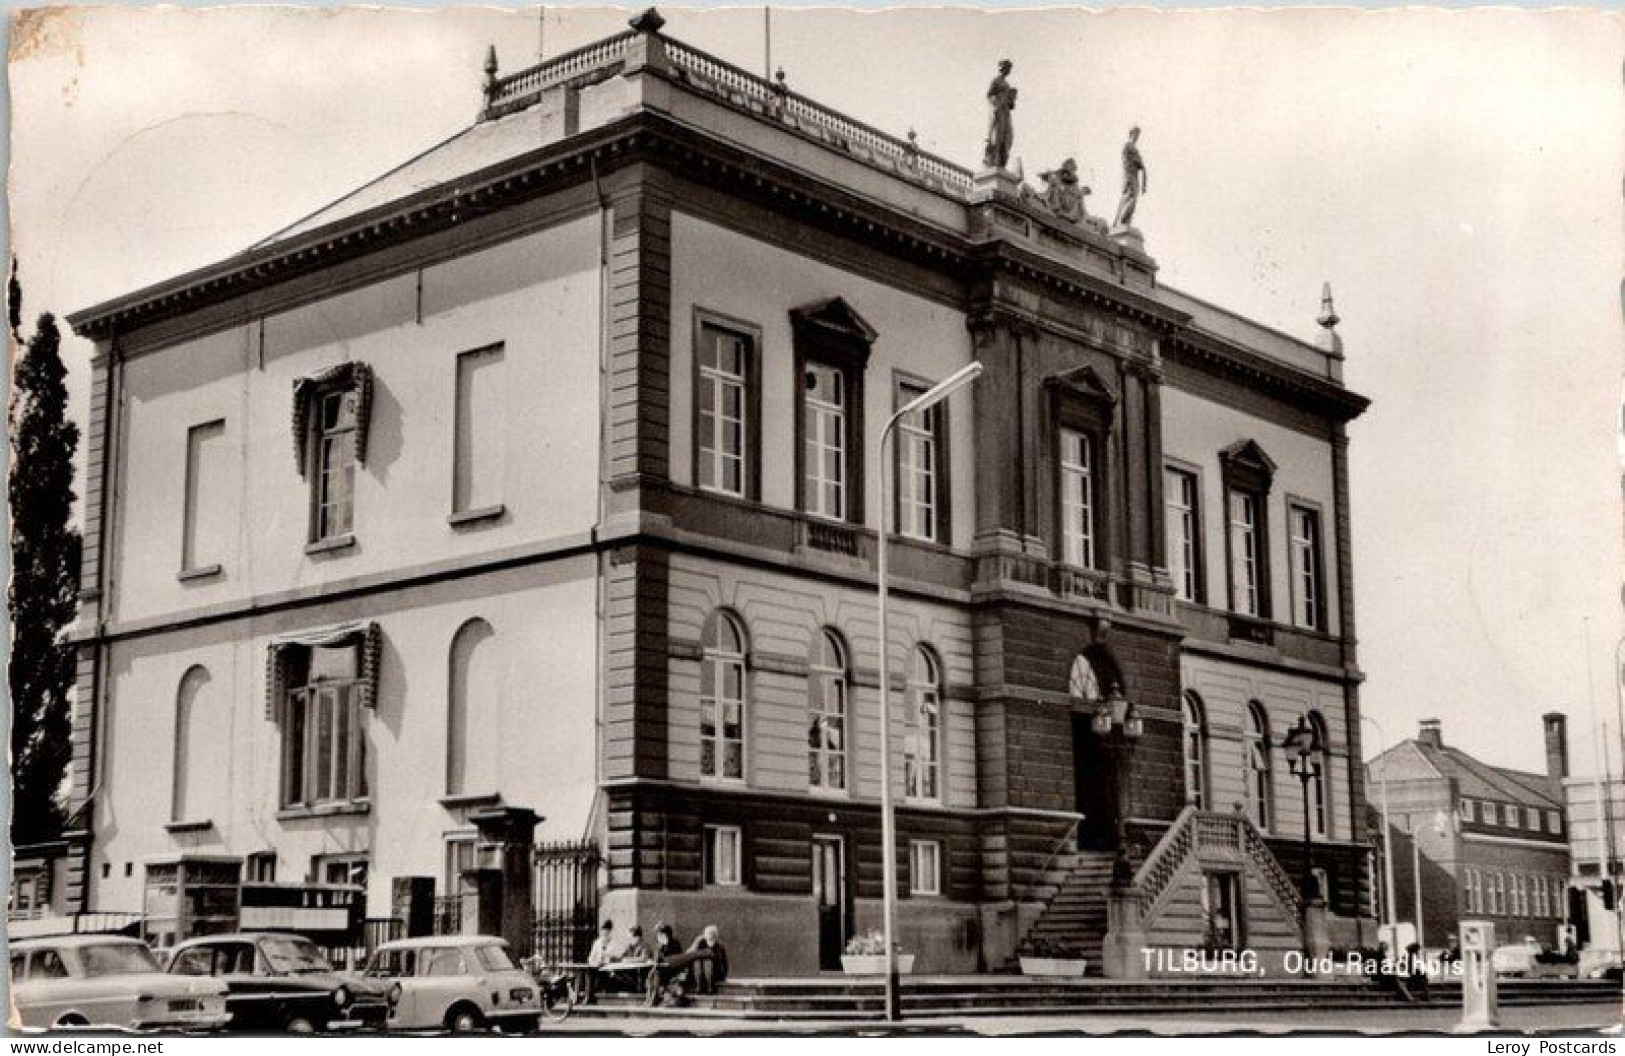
[1362,714,1398,939]
[1283,715,1325,918]
[1091,682,1144,884]
[874,360,982,1023]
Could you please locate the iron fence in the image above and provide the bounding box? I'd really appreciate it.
[532,840,600,966]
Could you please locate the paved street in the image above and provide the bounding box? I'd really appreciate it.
[543,1002,1625,1036]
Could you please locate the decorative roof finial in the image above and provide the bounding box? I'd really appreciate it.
[1317,281,1340,330]
[629,7,666,33]
[483,44,499,95]
[1316,281,1344,358]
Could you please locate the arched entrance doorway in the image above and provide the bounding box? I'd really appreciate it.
[1068,648,1125,851]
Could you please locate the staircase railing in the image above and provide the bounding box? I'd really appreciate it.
[1240,820,1304,919]
[1132,807,1303,923]
[1134,805,1198,912]
[1033,816,1083,884]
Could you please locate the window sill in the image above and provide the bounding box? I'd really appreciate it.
[448,505,505,528]
[438,792,503,810]
[276,800,371,821]
[808,786,851,799]
[177,564,223,583]
[305,534,356,556]
[164,818,215,834]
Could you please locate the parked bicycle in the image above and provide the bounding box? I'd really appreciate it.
[522,958,577,1023]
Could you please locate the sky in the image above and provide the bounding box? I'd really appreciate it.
[7,3,1622,777]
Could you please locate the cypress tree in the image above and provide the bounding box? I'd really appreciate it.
[9,310,81,845]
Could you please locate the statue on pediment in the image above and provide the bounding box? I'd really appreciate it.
[982,60,1017,171]
[1038,158,1090,224]
[1113,126,1148,230]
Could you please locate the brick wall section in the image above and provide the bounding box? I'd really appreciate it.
[1266,837,1371,921]
[606,182,672,483]
[603,545,670,782]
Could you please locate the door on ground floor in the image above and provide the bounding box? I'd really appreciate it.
[1203,871,1243,950]
[1071,713,1118,850]
[812,836,849,971]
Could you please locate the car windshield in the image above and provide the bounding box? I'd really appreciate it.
[260,937,331,975]
[77,943,161,977]
[473,945,516,972]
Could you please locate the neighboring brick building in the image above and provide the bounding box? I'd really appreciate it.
[64,13,1371,974]
[1366,716,1571,947]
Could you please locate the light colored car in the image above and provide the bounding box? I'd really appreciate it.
[10,934,231,1031]
[362,936,539,1033]
[1491,940,1542,977]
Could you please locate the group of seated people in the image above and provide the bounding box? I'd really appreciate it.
[582,919,729,1005]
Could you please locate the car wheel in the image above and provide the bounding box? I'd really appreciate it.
[284,1015,318,1034]
[54,1014,90,1029]
[445,1004,484,1033]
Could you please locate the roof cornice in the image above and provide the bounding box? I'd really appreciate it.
[67,106,1370,425]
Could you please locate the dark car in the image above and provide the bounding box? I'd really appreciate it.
[166,932,391,1032]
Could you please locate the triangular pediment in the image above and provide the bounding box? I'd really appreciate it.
[1046,363,1118,405]
[1220,439,1278,478]
[789,297,879,346]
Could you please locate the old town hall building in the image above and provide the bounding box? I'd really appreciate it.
[62,13,1371,975]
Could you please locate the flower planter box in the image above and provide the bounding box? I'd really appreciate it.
[841,954,916,975]
[1019,956,1088,977]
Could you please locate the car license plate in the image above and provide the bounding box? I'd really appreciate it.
[509,988,533,1003]
[168,998,203,1013]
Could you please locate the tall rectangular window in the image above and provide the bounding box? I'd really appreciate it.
[312,390,357,542]
[697,323,751,497]
[703,825,742,887]
[1165,467,1201,601]
[909,840,942,896]
[803,362,847,520]
[182,420,228,574]
[1289,504,1324,630]
[282,643,368,808]
[898,385,941,542]
[1059,429,1095,568]
[1227,490,1261,616]
[453,345,506,517]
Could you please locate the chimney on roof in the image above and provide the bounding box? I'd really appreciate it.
[1418,718,1443,749]
[1544,712,1570,785]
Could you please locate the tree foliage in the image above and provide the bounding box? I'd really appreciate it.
[9,310,81,845]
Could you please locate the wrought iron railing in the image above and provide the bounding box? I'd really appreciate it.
[532,840,601,967]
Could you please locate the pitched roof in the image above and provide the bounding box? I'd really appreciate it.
[1369,735,1561,808]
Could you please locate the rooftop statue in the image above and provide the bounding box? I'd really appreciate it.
[982,60,1017,171]
[1112,126,1148,230]
[1038,158,1090,224]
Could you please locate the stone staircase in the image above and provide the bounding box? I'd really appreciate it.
[1012,850,1118,973]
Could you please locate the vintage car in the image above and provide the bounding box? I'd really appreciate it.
[9,934,231,1031]
[362,936,540,1033]
[166,931,392,1032]
[1491,939,1577,978]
